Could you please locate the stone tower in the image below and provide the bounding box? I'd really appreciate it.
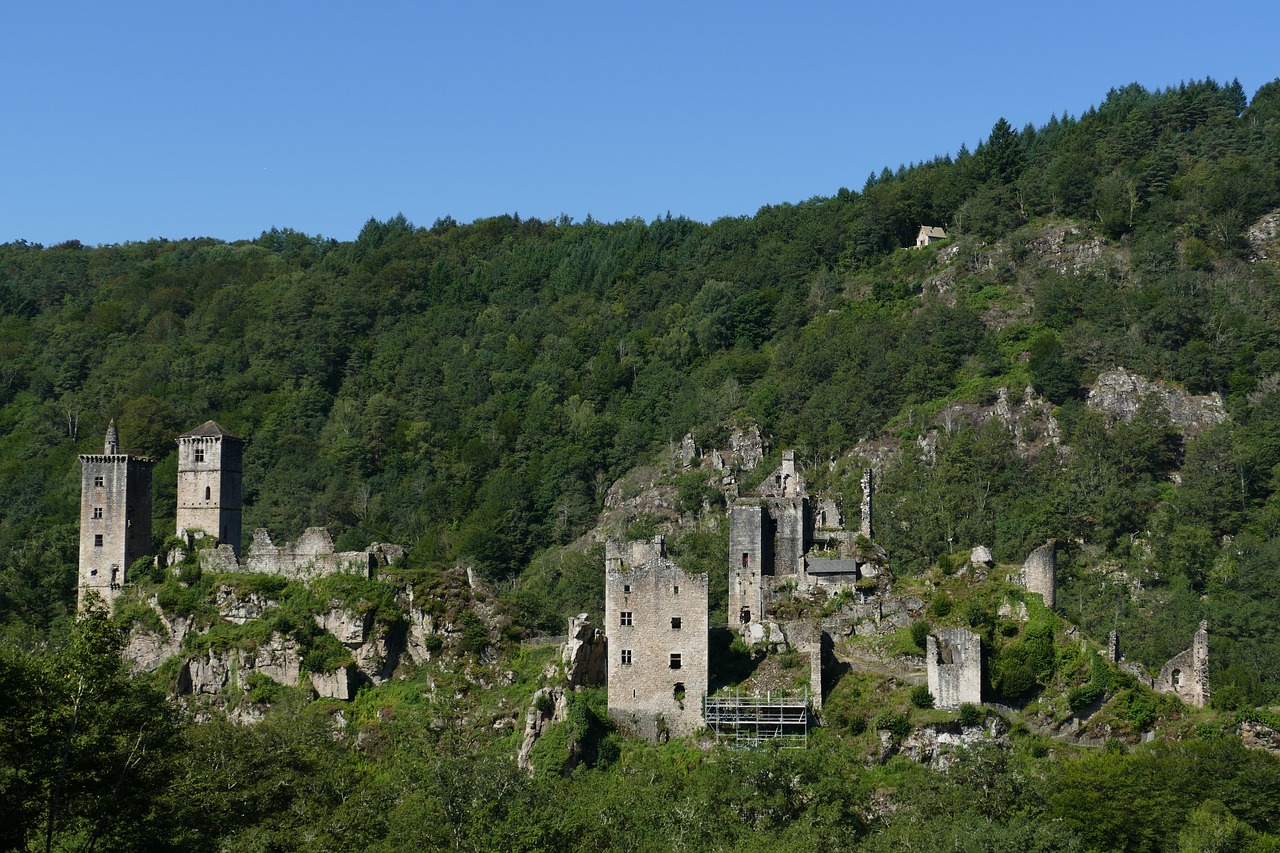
[78,421,154,610]
[176,421,244,557]
[1021,540,1056,608]
[605,536,710,739]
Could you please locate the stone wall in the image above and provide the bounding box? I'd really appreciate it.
[242,527,382,580]
[1021,540,1056,608]
[927,627,982,709]
[605,538,709,739]
[1155,621,1210,708]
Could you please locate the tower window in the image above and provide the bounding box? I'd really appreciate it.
[194,447,205,463]
[94,534,103,547]
[671,617,682,630]
[669,653,682,670]
[94,476,104,488]
[92,507,103,519]
[205,486,211,501]
[620,611,633,627]
[623,584,630,594]
[742,552,749,568]
[673,585,679,595]
[621,649,632,665]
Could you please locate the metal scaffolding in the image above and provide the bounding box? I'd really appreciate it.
[703,688,810,748]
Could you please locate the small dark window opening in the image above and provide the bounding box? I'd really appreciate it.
[671,617,682,630]
[621,649,632,665]
[620,611,633,627]
[673,585,679,595]
[1171,669,1181,687]
[94,476,104,488]
[90,568,98,577]
[623,584,631,594]
[669,653,681,670]
[742,552,749,568]
[673,682,686,701]
[205,486,211,501]
[194,447,205,463]
[94,534,104,547]
[740,607,751,624]
[92,507,103,519]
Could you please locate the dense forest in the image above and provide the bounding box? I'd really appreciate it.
[5,76,1280,850]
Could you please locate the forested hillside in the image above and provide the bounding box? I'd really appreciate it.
[5,76,1280,850]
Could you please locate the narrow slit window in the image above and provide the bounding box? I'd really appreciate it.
[673,585,679,595]
[205,486,211,501]
[742,552,749,568]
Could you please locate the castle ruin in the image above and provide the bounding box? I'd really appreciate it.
[1154,620,1210,708]
[1021,540,1056,608]
[604,536,709,738]
[927,627,982,709]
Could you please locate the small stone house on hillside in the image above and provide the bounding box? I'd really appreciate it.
[916,225,947,247]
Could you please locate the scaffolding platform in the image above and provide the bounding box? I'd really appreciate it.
[703,688,810,748]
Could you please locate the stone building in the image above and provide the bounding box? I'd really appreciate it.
[927,627,982,709]
[1154,621,1210,708]
[729,452,875,631]
[1021,540,1056,608]
[916,225,947,248]
[605,536,709,738]
[176,421,244,557]
[78,422,154,610]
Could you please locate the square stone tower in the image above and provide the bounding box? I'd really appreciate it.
[78,421,154,610]
[176,421,244,556]
[605,536,710,739]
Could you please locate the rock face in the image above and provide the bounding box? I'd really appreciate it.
[124,608,190,673]
[518,686,569,775]
[1247,209,1280,260]
[562,614,607,688]
[1087,368,1227,437]
[900,718,1010,769]
[252,634,302,686]
[215,585,273,624]
[315,606,371,646]
[311,665,358,700]
[1023,222,1107,275]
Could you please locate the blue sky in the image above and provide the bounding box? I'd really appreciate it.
[3,1,1278,246]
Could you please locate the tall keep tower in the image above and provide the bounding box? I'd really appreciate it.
[78,421,154,610]
[176,421,244,557]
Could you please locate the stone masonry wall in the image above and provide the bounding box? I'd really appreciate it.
[927,627,982,709]
[1022,540,1056,608]
[606,540,709,739]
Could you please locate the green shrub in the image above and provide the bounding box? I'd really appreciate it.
[910,620,930,652]
[929,591,953,618]
[244,672,282,704]
[875,710,911,739]
[910,685,935,709]
[958,703,983,726]
[303,632,352,673]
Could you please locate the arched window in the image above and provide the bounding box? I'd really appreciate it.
[205,486,211,501]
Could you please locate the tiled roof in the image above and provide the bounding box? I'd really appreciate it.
[179,420,242,440]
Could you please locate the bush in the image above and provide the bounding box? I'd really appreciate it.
[910,620,931,653]
[929,591,953,618]
[910,685,935,709]
[875,710,911,739]
[958,703,983,726]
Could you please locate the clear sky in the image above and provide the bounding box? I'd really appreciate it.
[3,1,1278,246]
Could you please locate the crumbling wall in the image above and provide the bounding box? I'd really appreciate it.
[242,527,384,580]
[927,627,982,709]
[1021,540,1056,608]
[1155,621,1209,707]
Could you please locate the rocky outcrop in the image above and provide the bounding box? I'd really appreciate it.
[311,665,358,700]
[1023,222,1107,275]
[518,686,569,775]
[251,634,302,686]
[900,717,1011,769]
[181,649,236,695]
[1247,209,1280,261]
[1087,368,1227,437]
[315,606,371,646]
[215,585,274,624]
[124,607,190,673]
[562,614,607,688]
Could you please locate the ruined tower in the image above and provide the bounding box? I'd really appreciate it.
[927,627,982,709]
[78,421,154,610]
[1021,540,1056,608]
[859,469,873,539]
[728,450,811,628]
[605,536,710,739]
[176,421,244,557]
[1156,620,1210,708]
